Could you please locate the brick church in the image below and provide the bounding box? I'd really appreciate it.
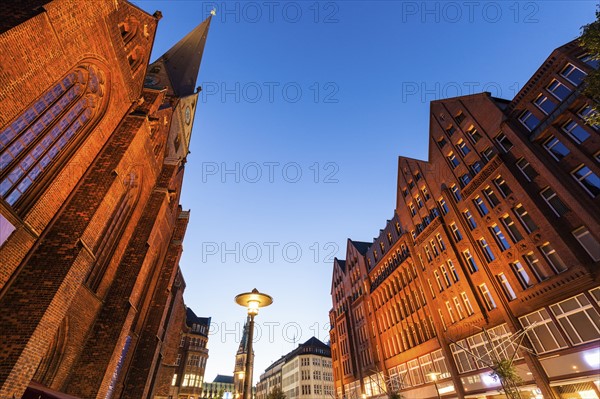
[0,1,212,398]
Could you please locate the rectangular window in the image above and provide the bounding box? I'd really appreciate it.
[451,184,462,201]
[428,279,436,298]
[448,259,459,282]
[550,294,600,345]
[436,233,446,251]
[440,265,452,287]
[416,195,424,208]
[540,187,569,216]
[516,158,538,181]
[519,309,569,354]
[514,204,538,233]
[497,273,517,300]
[448,152,460,168]
[471,161,483,175]
[478,283,496,310]
[446,125,456,136]
[479,238,495,261]
[491,224,511,250]
[434,270,444,292]
[459,173,471,187]
[511,261,532,289]
[425,246,432,262]
[483,186,500,207]
[463,249,479,273]
[450,223,462,242]
[430,240,439,256]
[543,136,570,161]
[493,175,512,198]
[560,63,587,85]
[562,120,591,143]
[457,139,471,156]
[438,198,449,215]
[422,187,431,200]
[572,226,600,261]
[524,251,549,281]
[461,292,475,315]
[453,296,465,319]
[438,309,447,331]
[571,165,600,197]
[467,126,482,143]
[547,79,572,101]
[473,196,489,216]
[437,137,447,148]
[172,374,178,386]
[409,203,416,216]
[450,341,474,373]
[446,301,456,323]
[534,93,557,115]
[501,214,524,243]
[454,111,466,124]
[518,110,540,131]
[495,132,514,152]
[481,147,495,163]
[577,105,600,129]
[540,242,567,273]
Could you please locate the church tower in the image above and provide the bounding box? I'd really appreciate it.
[234,316,252,398]
[0,2,212,398]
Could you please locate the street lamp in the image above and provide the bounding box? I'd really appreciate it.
[426,370,441,399]
[235,289,273,399]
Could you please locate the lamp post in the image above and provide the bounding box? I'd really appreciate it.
[426,370,441,399]
[235,289,273,399]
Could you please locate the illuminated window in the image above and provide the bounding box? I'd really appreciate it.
[533,93,557,115]
[511,261,532,289]
[473,196,489,216]
[463,249,478,273]
[463,209,477,230]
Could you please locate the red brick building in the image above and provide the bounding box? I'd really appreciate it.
[0,1,212,398]
[330,40,600,399]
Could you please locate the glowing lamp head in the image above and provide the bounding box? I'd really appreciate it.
[235,289,273,316]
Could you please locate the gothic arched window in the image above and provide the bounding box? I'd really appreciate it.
[0,63,108,210]
[85,171,140,293]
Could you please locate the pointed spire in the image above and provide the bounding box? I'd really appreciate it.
[238,315,250,354]
[151,15,212,97]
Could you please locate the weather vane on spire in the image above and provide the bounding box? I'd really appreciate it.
[210,8,217,16]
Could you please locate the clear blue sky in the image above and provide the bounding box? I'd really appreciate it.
[135,0,596,384]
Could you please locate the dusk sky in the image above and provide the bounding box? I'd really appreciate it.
[135,0,595,384]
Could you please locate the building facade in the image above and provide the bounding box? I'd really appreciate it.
[330,40,600,399]
[0,1,212,398]
[201,375,236,399]
[256,337,334,399]
[155,308,211,399]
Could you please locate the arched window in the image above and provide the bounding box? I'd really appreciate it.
[85,171,140,292]
[127,46,144,73]
[0,63,108,210]
[119,16,139,45]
